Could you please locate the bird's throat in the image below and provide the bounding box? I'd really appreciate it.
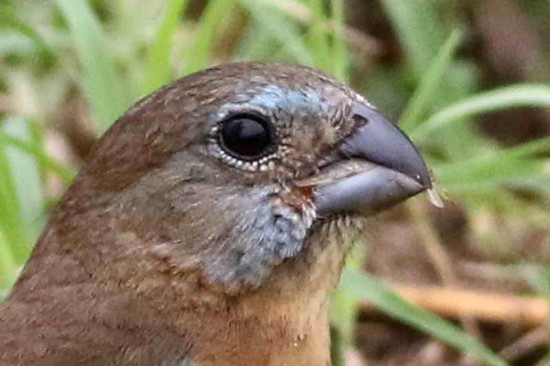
[187,233,347,366]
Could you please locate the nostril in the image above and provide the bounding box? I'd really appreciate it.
[352,114,369,126]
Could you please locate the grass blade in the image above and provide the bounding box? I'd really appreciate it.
[55,0,130,131]
[338,268,508,366]
[0,229,17,290]
[306,0,331,72]
[379,0,447,77]
[181,0,235,75]
[328,0,348,81]
[242,0,313,66]
[380,0,485,159]
[412,84,550,141]
[436,157,544,191]
[0,3,54,59]
[400,29,463,132]
[0,128,29,267]
[498,137,550,158]
[0,132,75,183]
[142,0,189,94]
[434,137,550,192]
[2,118,45,240]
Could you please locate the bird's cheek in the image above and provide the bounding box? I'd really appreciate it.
[176,186,316,294]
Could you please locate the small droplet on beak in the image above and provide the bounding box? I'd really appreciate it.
[426,187,444,208]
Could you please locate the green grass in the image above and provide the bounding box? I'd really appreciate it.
[142,0,190,94]
[339,268,507,366]
[55,0,132,131]
[1,0,549,364]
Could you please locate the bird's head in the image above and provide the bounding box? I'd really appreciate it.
[53,63,431,296]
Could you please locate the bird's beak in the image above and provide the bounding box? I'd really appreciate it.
[297,103,432,216]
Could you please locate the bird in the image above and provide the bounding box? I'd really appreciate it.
[0,62,431,366]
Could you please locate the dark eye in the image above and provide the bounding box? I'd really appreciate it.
[218,114,276,160]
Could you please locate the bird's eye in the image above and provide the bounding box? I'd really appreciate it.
[218,114,276,161]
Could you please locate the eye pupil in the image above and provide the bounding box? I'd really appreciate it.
[219,115,275,160]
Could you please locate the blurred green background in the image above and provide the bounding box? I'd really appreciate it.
[0,0,549,365]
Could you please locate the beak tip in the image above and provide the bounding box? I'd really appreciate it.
[413,167,433,190]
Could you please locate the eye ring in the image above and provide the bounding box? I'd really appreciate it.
[217,113,277,161]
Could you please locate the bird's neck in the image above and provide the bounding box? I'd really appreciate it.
[173,233,344,366]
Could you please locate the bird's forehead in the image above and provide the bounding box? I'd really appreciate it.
[247,84,327,110]
[214,83,348,122]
